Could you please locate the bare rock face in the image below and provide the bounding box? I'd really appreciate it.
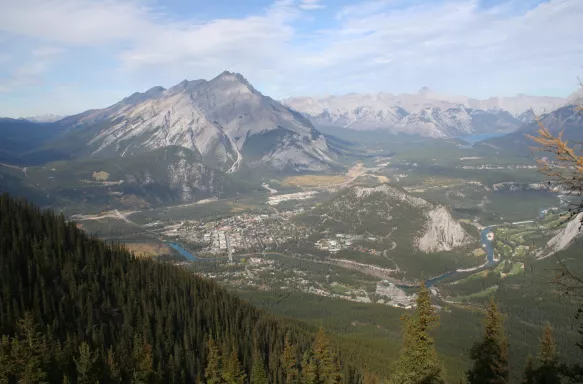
[543,212,583,257]
[60,71,335,173]
[417,206,473,253]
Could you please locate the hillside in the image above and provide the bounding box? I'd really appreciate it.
[0,194,377,383]
[0,118,63,164]
[293,184,479,279]
[477,104,583,156]
[0,146,258,212]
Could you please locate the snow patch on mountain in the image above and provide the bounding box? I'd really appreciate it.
[283,91,567,137]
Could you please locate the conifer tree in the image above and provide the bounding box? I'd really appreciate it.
[74,342,98,384]
[521,356,535,384]
[106,347,122,383]
[362,370,380,384]
[467,298,509,384]
[282,333,299,384]
[313,326,342,384]
[9,313,49,384]
[0,335,14,383]
[222,348,247,384]
[300,350,317,384]
[205,338,224,384]
[534,325,561,384]
[132,334,154,384]
[251,350,269,384]
[392,284,445,384]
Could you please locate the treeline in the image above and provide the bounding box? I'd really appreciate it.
[0,194,367,383]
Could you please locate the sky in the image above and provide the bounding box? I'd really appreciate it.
[0,0,582,117]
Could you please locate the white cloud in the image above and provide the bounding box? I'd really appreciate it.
[32,47,65,56]
[0,61,48,92]
[0,0,583,116]
[299,0,325,10]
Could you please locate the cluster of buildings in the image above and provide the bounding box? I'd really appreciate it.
[162,210,311,255]
[314,234,355,253]
[375,280,415,308]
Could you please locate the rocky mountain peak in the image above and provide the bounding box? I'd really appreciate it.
[210,70,257,95]
[566,88,583,106]
[417,86,432,95]
[167,79,207,95]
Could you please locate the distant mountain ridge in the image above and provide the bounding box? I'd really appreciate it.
[477,103,583,155]
[283,89,567,138]
[24,114,65,123]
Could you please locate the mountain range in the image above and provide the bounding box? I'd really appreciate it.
[283,89,568,138]
[46,71,338,174]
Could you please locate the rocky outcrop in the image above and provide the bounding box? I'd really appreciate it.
[543,212,583,257]
[417,206,473,253]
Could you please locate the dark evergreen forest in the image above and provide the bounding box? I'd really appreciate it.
[0,194,367,383]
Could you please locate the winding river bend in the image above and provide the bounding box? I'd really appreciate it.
[423,226,496,287]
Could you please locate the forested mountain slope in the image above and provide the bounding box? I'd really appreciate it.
[0,194,368,383]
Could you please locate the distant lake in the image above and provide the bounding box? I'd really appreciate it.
[457,132,508,145]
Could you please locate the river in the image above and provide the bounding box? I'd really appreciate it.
[166,242,199,262]
[424,226,496,287]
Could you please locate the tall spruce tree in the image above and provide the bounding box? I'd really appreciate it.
[467,298,509,384]
[251,350,269,384]
[222,348,247,384]
[74,342,98,384]
[521,356,535,384]
[392,284,445,384]
[300,350,317,384]
[282,333,300,384]
[534,325,561,384]
[205,338,223,384]
[313,326,342,384]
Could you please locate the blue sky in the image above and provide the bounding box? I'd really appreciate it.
[0,0,582,117]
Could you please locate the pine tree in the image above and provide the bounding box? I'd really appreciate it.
[0,335,14,383]
[534,325,561,384]
[522,356,535,384]
[362,371,380,384]
[222,348,247,384]
[131,333,154,384]
[313,326,342,384]
[392,284,445,384]
[467,298,509,384]
[106,347,122,383]
[205,338,223,384]
[282,333,299,384]
[11,313,49,384]
[251,350,269,384]
[74,342,98,384]
[300,350,317,384]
